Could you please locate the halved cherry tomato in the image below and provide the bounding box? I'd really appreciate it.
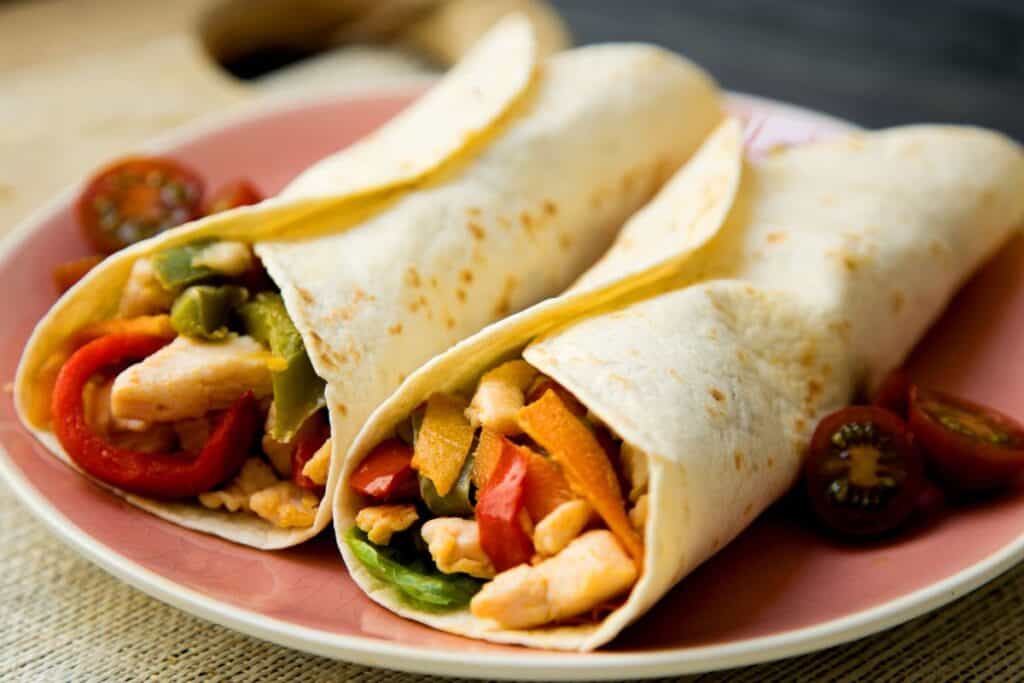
[908,387,1024,493]
[873,367,912,418]
[350,439,419,502]
[476,438,534,571]
[51,333,258,499]
[52,255,104,294]
[292,411,329,495]
[203,179,263,215]
[804,406,924,536]
[77,157,204,253]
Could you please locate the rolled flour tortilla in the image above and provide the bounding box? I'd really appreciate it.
[337,118,1024,648]
[15,16,722,549]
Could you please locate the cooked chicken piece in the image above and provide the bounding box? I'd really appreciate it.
[118,258,175,317]
[111,335,273,423]
[191,241,253,276]
[301,438,332,486]
[83,378,149,433]
[82,378,176,451]
[108,427,178,453]
[533,499,592,557]
[629,494,649,532]
[465,360,537,435]
[249,481,319,528]
[174,416,213,454]
[198,458,279,513]
[620,442,649,502]
[421,518,496,579]
[355,504,418,545]
[470,530,637,629]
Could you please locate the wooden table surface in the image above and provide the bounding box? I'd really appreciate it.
[0,0,567,233]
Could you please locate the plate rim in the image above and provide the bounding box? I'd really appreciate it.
[3,84,1021,680]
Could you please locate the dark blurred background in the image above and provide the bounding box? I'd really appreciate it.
[548,0,1023,138]
[222,0,1024,138]
[4,0,1021,230]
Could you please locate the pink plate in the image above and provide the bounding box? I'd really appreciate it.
[3,87,1024,680]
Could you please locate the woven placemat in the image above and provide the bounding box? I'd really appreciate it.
[2,479,1022,681]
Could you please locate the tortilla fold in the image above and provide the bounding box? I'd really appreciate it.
[15,16,722,548]
[337,118,1024,648]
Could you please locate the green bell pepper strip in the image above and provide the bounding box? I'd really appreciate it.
[419,453,475,516]
[169,285,248,341]
[237,292,325,440]
[345,527,482,611]
[152,240,219,291]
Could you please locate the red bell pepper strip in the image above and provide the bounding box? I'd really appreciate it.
[51,333,259,500]
[293,412,329,495]
[350,439,419,502]
[476,438,534,572]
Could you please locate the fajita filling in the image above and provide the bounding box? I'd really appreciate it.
[347,358,649,629]
[42,239,330,528]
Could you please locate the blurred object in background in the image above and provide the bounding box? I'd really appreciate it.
[0,0,569,233]
[205,0,569,80]
[6,0,1020,239]
[549,0,1024,140]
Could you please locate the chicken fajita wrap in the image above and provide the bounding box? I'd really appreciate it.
[14,17,723,549]
[337,118,1024,648]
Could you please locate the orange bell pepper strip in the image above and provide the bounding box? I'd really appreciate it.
[71,314,176,347]
[526,378,587,417]
[476,438,534,571]
[413,393,475,496]
[52,254,104,294]
[51,333,259,500]
[518,389,644,563]
[521,446,575,523]
[470,427,504,488]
